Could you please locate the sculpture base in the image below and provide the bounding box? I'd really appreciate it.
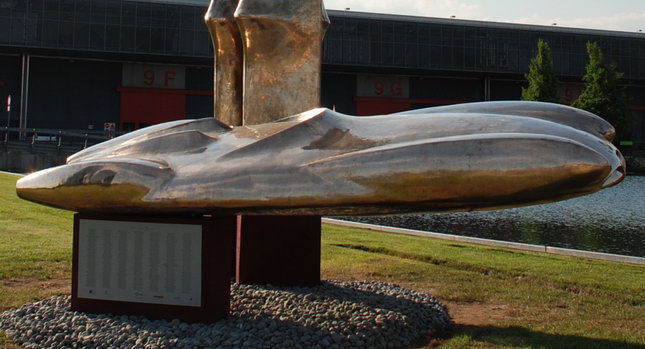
[236,215,321,286]
[71,214,236,323]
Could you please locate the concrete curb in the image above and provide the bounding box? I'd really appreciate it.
[322,218,645,266]
[0,171,24,177]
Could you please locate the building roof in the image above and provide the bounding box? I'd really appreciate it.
[123,2,645,39]
[2,1,643,79]
[126,0,210,5]
[130,2,645,40]
[329,10,645,40]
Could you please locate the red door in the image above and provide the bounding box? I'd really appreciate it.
[118,87,186,131]
[354,97,411,116]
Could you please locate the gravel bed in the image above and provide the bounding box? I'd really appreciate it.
[0,280,452,348]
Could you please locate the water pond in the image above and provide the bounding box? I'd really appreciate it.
[345,176,645,257]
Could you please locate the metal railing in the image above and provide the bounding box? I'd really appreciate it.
[2,127,121,154]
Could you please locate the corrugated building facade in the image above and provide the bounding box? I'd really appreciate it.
[1,0,644,145]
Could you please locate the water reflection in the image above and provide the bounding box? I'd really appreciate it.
[346,176,645,257]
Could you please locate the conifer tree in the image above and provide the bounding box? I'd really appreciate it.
[522,39,559,103]
[572,41,629,142]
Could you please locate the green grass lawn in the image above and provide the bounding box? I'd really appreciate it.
[0,173,73,305]
[322,224,645,348]
[1,172,644,348]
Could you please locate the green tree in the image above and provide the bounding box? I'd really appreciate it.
[522,39,559,103]
[572,41,629,142]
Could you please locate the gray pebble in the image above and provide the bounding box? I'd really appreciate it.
[0,281,452,348]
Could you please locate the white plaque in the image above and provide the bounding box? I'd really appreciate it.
[77,219,202,307]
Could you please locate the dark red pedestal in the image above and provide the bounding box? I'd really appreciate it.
[71,214,236,323]
[236,215,321,286]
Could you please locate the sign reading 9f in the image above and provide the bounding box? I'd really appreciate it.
[122,64,186,89]
[557,83,584,106]
[357,76,410,99]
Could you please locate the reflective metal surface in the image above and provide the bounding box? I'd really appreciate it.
[401,101,617,142]
[205,0,329,126]
[14,2,626,216]
[16,102,625,215]
[235,0,330,124]
[205,0,244,126]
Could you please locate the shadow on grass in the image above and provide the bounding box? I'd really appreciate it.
[429,324,645,349]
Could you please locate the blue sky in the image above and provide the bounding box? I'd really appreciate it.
[324,0,645,33]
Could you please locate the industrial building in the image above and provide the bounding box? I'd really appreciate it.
[1,0,644,146]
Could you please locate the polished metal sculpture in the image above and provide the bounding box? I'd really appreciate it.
[205,0,244,126]
[16,102,625,215]
[205,0,329,126]
[15,0,625,216]
[236,0,330,124]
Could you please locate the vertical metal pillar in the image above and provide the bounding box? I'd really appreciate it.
[204,0,244,126]
[5,95,10,129]
[19,53,30,140]
[235,0,330,124]
[484,77,491,101]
